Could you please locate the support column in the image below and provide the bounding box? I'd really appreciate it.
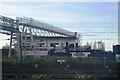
[17,32,22,60]
[20,25,25,58]
[29,27,36,57]
[16,20,22,60]
[8,32,13,58]
[24,28,27,57]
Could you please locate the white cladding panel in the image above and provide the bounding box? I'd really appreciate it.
[22,38,76,47]
[22,37,77,57]
[16,17,75,37]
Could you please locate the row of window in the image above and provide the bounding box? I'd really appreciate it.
[23,43,45,47]
[50,43,65,47]
[22,48,47,51]
[22,43,65,47]
[23,39,44,42]
[23,43,30,45]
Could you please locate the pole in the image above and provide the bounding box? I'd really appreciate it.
[8,32,13,58]
[16,20,22,60]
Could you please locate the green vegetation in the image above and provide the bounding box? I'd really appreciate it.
[2,56,119,79]
[2,56,119,70]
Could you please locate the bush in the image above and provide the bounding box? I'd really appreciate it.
[2,56,118,70]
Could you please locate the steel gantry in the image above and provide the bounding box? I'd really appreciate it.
[0,15,22,60]
[0,15,79,59]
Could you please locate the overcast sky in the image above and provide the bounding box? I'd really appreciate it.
[0,1,118,51]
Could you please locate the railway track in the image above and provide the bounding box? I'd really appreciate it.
[2,67,120,79]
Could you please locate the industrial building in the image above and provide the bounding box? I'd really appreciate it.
[22,36,79,57]
[17,17,80,57]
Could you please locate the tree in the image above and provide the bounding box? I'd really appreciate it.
[2,43,10,49]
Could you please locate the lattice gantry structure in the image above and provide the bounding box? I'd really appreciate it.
[17,17,76,37]
[0,15,21,59]
[0,15,80,59]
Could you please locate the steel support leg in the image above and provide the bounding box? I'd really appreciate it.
[16,20,22,60]
[8,32,13,58]
[17,32,22,60]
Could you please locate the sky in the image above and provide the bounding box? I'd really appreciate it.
[0,1,118,51]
